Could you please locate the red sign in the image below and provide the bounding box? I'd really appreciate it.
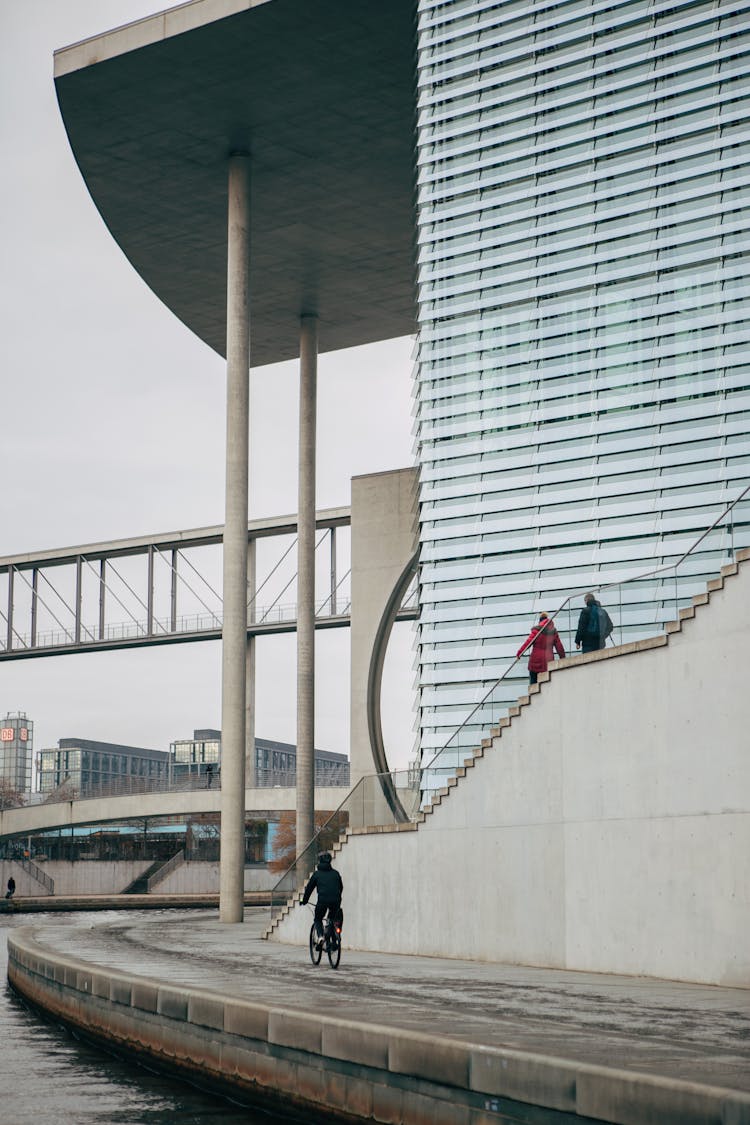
[0,728,13,741]
[19,728,28,741]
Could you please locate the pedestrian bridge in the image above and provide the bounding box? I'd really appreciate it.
[0,784,347,840]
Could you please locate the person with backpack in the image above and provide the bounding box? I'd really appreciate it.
[516,611,565,684]
[302,851,343,951]
[575,592,614,653]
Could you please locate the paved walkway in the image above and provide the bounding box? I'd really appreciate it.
[21,906,750,1097]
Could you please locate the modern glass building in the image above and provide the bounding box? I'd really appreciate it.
[0,712,34,798]
[170,730,350,789]
[37,738,170,797]
[415,0,750,765]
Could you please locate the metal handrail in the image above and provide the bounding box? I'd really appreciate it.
[146,848,185,892]
[17,857,55,895]
[424,482,750,771]
[269,769,423,921]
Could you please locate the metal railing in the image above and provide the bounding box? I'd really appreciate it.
[420,482,750,786]
[3,593,355,654]
[270,769,423,920]
[146,849,185,892]
[19,764,352,812]
[17,856,55,895]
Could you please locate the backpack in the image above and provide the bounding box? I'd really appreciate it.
[587,604,600,637]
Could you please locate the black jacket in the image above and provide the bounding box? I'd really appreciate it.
[302,858,343,906]
[575,601,613,647]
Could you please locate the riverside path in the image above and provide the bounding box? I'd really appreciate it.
[7,907,750,1125]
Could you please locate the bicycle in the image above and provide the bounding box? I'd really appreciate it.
[308,908,342,969]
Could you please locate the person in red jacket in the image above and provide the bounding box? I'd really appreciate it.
[516,611,565,684]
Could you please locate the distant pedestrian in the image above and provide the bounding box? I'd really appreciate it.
[5,877,15,900]
[575,593,614,654]
[517,611,565,684]
[206,763,214,789]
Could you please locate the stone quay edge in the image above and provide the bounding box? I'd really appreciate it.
[7,924,750,1125]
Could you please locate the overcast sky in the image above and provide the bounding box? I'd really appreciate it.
[0,0,416,771]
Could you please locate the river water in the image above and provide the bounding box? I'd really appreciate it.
[0,911,292,1125]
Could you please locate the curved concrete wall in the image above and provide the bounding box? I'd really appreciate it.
[274,555,750,986]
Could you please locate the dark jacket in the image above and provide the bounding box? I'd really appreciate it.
[517,619,565,673]
[302,857,343,906]
[575,601,613,648]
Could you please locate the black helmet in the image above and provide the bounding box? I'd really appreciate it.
[318,851,332,865]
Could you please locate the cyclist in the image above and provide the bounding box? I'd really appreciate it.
[302,851,343,950]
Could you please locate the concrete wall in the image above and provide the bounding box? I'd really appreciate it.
[157,864,274,895]
[274,556,750,987]
[0,860,275,897]
[350,467,419,786]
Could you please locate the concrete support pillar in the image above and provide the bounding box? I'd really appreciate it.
[296,314,317,856]
[246,538,256,789]
[220,152,251,923]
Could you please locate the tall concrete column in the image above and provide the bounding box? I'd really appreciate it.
[220,152,251,923]
[246,537,257,788]
[296,314,317,856]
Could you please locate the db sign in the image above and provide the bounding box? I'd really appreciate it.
[0,728,13,741]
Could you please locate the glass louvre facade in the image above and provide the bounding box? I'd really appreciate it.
[415,0,750,766]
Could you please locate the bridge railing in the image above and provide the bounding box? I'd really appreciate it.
[8,766,352,813]
[4,592,355,655]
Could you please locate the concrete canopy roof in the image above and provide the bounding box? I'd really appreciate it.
[54,0,416,366]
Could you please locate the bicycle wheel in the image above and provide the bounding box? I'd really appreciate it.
[309,922,322,965]
[327,931,341,969]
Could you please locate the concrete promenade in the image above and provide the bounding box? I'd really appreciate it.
[7,907,750,1124]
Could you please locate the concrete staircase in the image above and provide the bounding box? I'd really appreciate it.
[121,854,179,894]
[415,546,750,817]
[16,857,55,895]
[266,547,750,958]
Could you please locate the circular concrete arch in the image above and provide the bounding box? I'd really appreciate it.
[53,0,417,365]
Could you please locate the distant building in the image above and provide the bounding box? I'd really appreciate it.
[0,712,33,796]
[37,737,170,797]
[170,729,350,788]
[170,728,221,779]
[255,737,349,789]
